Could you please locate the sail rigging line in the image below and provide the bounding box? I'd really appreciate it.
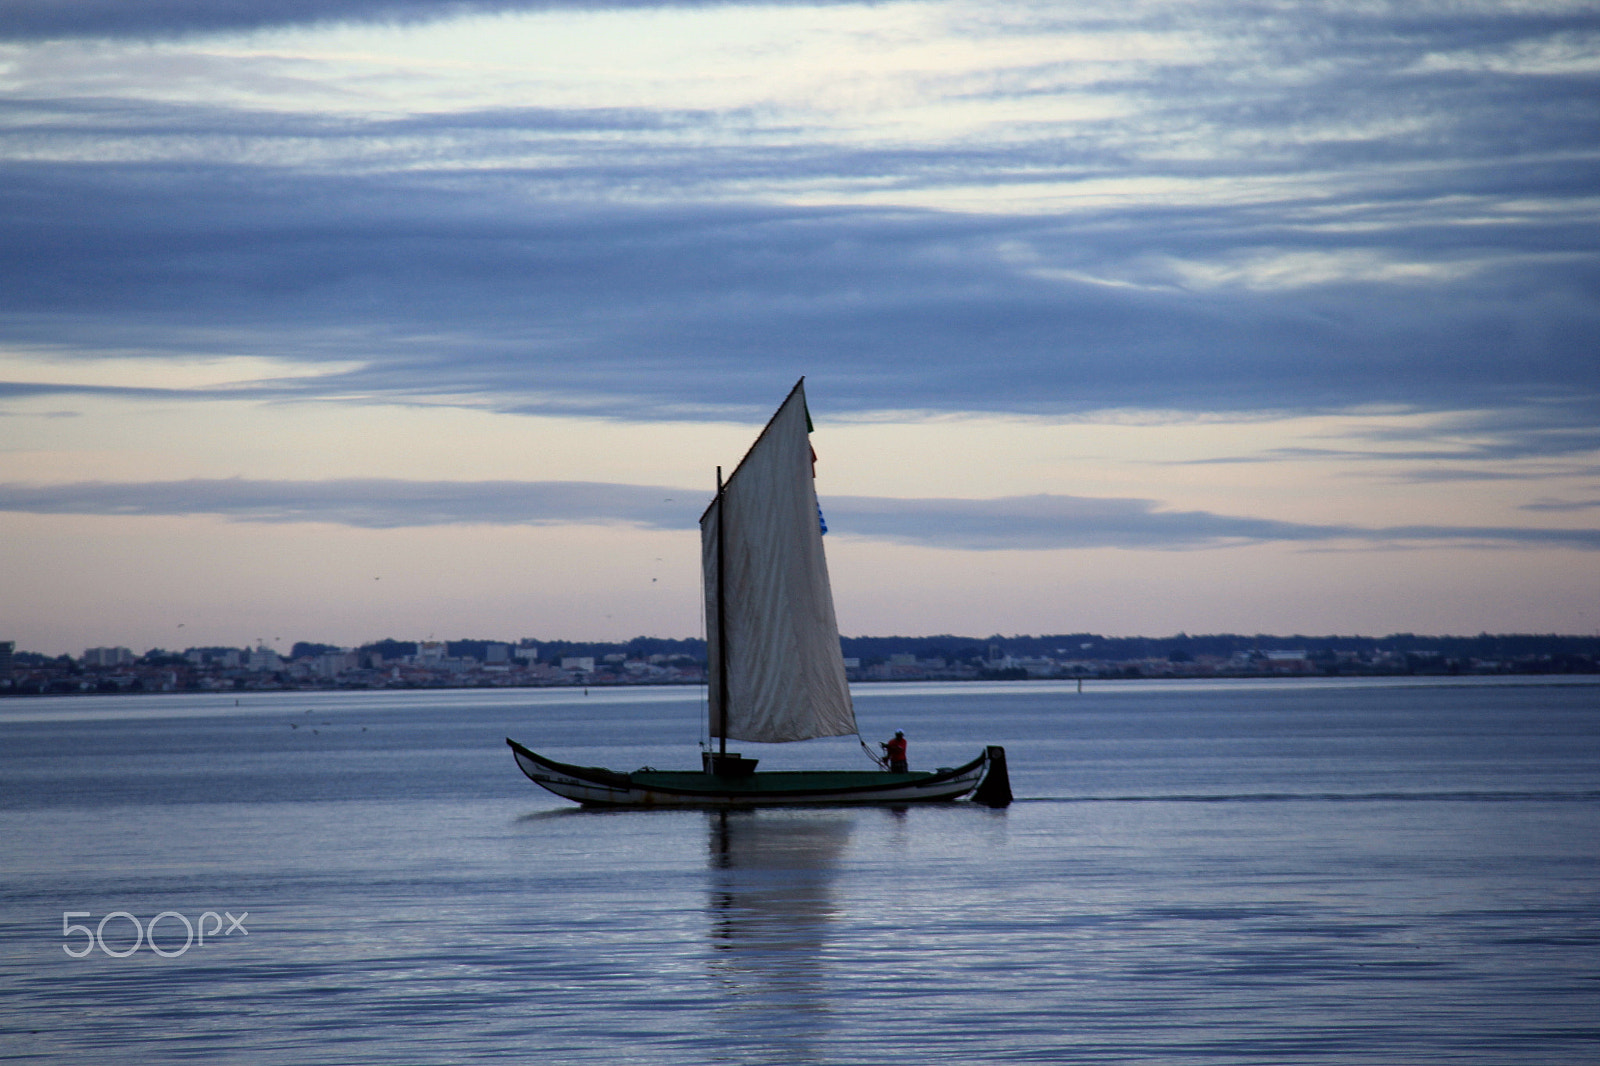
[858,735,888,769]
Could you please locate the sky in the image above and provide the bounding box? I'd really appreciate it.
[2,0,1598,656]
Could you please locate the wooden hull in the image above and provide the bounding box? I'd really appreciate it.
[507,737,1005,807]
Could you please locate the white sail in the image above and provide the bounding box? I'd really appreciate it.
[701,380,857,743]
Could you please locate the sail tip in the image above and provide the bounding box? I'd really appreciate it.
[791,377,812,432]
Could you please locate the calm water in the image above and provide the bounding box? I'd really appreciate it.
[2,677,1597,1064]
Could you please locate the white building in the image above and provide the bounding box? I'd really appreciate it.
[310,651,358,679]
[247,645,281,671]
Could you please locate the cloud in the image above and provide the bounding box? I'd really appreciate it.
[2,478,1595,550]
[1,2,1597,452]
[1522,497,1600,513]
[0,478,700,530]
[821,494,1600,552]
[1181,405,1600,472]
[0,0,834,42]
[1,160,1596,432]
[825,494,1342,550]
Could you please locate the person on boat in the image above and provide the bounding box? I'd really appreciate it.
[881,730,908,772]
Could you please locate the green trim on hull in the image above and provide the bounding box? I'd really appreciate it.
[633,769,935,792]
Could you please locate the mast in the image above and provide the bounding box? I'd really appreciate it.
[715,465,728,756]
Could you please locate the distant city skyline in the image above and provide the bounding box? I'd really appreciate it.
[2,1,1597,655]
[23,631,1600,663]
[10,632,1594,699]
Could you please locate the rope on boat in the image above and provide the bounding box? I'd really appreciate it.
[858,734,888,769]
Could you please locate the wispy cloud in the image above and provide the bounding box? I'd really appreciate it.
[1522,497,1600,513]
[0,0,829,42]
[3,478,1595,551]
[0,478,698,530]
[822,494,1600,552]
[1178,406,1600,471]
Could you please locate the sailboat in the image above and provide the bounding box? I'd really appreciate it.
[507,379,1011,807]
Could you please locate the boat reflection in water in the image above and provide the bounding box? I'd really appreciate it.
[706,810,853,1048]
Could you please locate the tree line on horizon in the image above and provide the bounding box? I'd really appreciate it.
[13,631,1598,670]
[44,631,1598,666]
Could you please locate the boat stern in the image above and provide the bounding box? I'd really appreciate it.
[971,745,1012,807]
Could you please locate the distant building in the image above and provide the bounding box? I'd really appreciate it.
[83,646,134,667]
[1262,650,1311,673]
[0,640,12,677]
[485,643,510,664]
[247,645,281,671]
[561,656,595,672]
[309,651,358,679]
